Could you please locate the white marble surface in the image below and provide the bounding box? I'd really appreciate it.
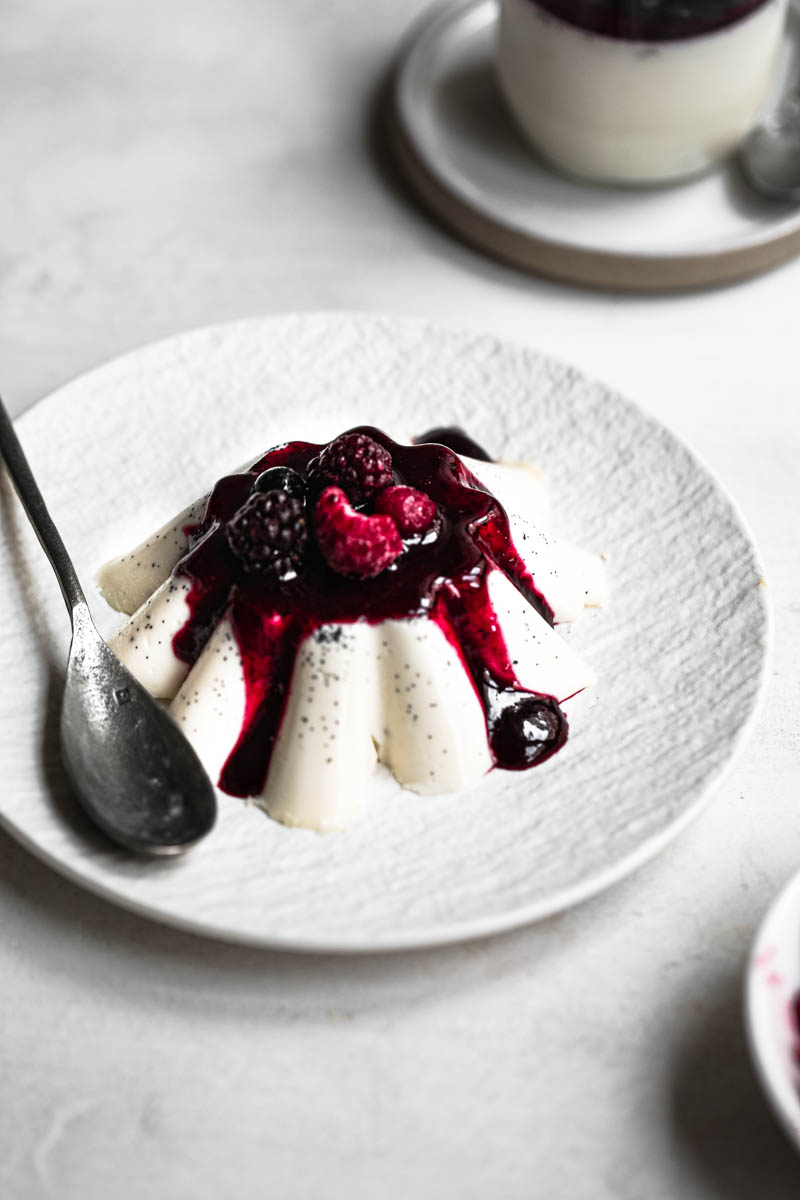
[0,1,798,1196]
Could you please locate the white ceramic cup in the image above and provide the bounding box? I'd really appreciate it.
[496,0,788,185]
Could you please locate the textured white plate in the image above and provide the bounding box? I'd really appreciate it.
[746,868,800,1152]
[0,313,769,951]
[390,0,800,290]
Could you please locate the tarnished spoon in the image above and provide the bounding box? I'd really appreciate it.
[0,395,216,855]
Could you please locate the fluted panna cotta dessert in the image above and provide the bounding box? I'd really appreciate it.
[98,427,607,832]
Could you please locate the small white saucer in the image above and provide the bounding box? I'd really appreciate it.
[746,868,800,1152]
[389,0,800,291]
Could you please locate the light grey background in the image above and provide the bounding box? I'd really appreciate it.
[1,1,798,1197]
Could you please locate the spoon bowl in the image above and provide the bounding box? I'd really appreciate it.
[741,95,800,200]
[0,395,217,856]
[62,605,217,855]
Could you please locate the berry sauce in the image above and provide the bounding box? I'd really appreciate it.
[172,427,567,798]
[414,425,493,462]
[530,0,769,41]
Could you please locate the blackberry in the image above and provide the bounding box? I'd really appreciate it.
[308,432,393,506]
[226,490,308,578]
[254,466,307,502]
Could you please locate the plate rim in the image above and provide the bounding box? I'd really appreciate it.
[0,311,773,953]
[390,0,800,291]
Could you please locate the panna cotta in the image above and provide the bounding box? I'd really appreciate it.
[98,427,607,832]
[497,0,788,184]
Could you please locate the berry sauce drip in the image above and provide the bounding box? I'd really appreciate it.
[530,0,768,41]
[172,427,566,797]
[414,425,493,462]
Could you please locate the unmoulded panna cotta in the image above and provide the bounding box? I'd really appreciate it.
[98,427,607,832]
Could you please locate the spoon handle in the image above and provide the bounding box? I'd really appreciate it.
[0,395,87,616]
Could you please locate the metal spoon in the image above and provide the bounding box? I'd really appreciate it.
[0,395,217,855]
[741,94,800,201]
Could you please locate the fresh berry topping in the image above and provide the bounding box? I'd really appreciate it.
[226,490,308,577]
[308,432,393,505]
[490,696,567,769]
[375,485,437,536]
[314,486,402,578]
[254,466,307,502]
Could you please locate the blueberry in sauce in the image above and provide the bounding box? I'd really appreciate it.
[488,694,567,769]
[253,465,307,502]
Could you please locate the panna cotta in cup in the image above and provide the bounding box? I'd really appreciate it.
[497,0,788,184]
[98,427,607,833]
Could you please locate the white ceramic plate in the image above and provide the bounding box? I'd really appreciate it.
[390,0,800,291]
[0,313,769,951]
[746,868,800,1151]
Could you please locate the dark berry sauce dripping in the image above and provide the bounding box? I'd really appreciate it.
[172,427,568,797]
[530,0,769,41]
[414,425,493,463]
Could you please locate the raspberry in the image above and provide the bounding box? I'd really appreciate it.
[314,487,402,578]
[308,433,393,505]
[374,485,437,536]
[226,490,308,577]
